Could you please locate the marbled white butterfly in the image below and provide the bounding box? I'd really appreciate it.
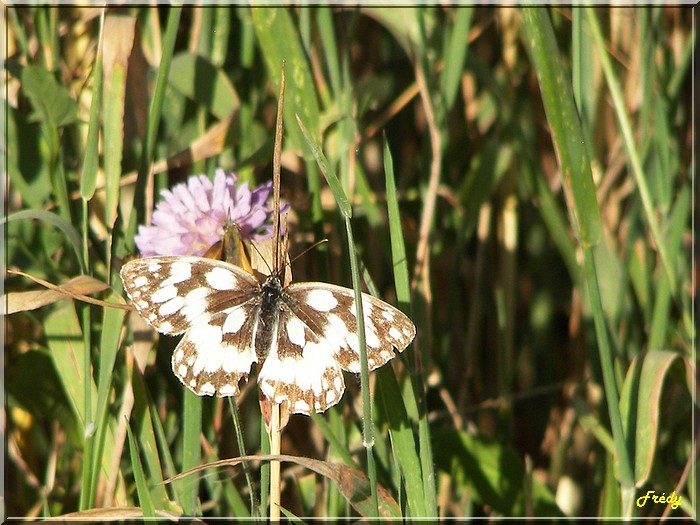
[120,253,416,415]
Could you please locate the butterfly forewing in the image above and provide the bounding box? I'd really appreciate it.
[284,283,416,372]
[121,256,260,334]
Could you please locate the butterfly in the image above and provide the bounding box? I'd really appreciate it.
[120,251,416,415]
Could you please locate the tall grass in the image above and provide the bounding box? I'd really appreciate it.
[5,6,693,519]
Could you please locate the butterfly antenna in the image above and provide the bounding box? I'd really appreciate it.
[288,238,329,267]
[272,61,286,275]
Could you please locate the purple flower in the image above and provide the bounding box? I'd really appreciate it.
[135,169,289,257]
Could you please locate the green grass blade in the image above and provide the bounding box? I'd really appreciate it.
[375,366,427,517]
[80,12,104,201]
[649,185,690,350]
[127,7,183,246]
[311,412,358,468]
[126,422,156,517]
[440,7,473,110]
[211,7,231,66]
[260,419,270,518]
[101,15,129,232]
[383,136,436,516]
[584,7,676,297]
[43,302,116,510]
[382,137,411,309]
[296,114,352,219]
[90,295,127,482]
[7,6,691,520]
[520,9,602,249]
[79,302,94,510]
[181,390,203,515]
[251,7,320,156]
[316,7,342,98]
[619,351,690,487]
[520,7,635,515]
[4,209,85,273]
[228,397,257,514]
[168,52,239,120]
[130,364,170,510]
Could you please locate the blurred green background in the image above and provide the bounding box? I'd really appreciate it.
[5,6,694,520]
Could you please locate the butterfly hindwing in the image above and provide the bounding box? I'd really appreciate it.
[257,305,346,414]
[170,305,259,397]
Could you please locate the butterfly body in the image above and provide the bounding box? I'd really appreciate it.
[121,255,415,414]
[256,275,284,361]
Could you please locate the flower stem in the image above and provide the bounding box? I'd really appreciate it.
[268,403,282,521]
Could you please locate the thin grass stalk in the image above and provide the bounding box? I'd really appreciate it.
[8,7,30,60]
[584,7,676,298]
[310,413,358,468]
[80,9,104,204]
[227,398,256,513]
[78,302,93,510]
[127,6,182,245]
[126,422,155,517]
[582,249,635,516]
[410,57,443,290]
[266,60,287,521]
[49,133,72,226]
[150,401,182,504]
[268,404,282,521]
[344,217,380,516]
[77,14,104,503]
[296,112,380,516]
[408,49,441,514]
[36,10,72,229]
[259,422,270,518]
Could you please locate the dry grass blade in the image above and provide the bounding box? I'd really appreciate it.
[164,454,401,518]
[268,59,286,521]
[5,270,129,313]
[49,507,189,520]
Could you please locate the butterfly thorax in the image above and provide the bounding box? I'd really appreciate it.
[255,275,284,360]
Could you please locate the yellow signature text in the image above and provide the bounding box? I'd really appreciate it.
[636,490,682,510]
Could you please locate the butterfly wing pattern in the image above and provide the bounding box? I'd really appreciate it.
[120,255,416,415]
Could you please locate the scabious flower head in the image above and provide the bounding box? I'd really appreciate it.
[135,169,289,257]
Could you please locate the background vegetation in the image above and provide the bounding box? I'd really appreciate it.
[5,6,694,520]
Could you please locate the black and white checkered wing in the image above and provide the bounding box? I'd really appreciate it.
[258,282,416,414]
[120,256,261,396]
